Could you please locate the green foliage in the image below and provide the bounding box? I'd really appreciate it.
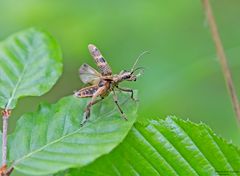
[0,20,238,176]
[0,28,62,109]
[65,117,240,176]
[8,92,138,175]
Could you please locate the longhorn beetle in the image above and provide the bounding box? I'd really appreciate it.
[74,44,146,125]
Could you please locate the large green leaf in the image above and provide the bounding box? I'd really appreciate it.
[9,91,138,175]
[67,117,240,176]
[0,28,62,109]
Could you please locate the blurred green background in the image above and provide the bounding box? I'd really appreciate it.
[0,0,240,152]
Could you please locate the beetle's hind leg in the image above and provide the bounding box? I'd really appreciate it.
[112,89,128,121]
[116,86,138,101]
[80,85,107,126]
[81,97,103,126]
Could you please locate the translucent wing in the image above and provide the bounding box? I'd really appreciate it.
[88,44,112,76]
[79,63,101,85]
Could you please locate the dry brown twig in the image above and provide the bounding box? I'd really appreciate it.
[202,0,240,123]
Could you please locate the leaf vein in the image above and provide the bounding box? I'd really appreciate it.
[12,102,124,167]
[171,119,216,172]
[152,125,199,175]
[209,132,237,175]
[133,127,175,175]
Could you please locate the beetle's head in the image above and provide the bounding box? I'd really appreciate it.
[119,50,149,82]
[119,67,144,81]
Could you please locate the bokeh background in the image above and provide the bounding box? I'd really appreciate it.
[0,0,240,159]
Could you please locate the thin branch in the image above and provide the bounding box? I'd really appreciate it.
[1,108,14,176]
[1,109,11,172]
[202,0,240,123]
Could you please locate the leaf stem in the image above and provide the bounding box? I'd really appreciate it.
[202,0,240,123]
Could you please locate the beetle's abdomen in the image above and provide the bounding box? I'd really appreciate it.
[74,85,99,98]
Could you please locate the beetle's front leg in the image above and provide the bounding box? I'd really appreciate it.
[116,86,138,101]
[112,89,128,121]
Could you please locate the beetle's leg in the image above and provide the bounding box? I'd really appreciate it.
[81,85,107,126]
[81,97,103,126]
[116,86,138,101]
[112,89,128,121]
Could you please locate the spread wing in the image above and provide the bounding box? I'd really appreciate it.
[79,63,101,85]
[88,44,112,76]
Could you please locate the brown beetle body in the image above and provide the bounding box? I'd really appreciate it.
[74,44,145,125]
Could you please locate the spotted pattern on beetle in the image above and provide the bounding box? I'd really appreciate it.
[75,85,99,97]
[88,44,112,76]
[74,43,144,126]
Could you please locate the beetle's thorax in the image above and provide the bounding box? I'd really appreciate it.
[112,74,122,83]
[113,72,132,82]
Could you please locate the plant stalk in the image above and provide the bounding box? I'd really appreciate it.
[202,0,240,123]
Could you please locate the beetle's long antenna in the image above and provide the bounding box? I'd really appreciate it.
[132,67,145,73]
[131,51,149,72]
[132,67,145,77]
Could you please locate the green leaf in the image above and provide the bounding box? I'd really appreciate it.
[67,117,240,176]
[0,28,62,109]
[9,91,138,175]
